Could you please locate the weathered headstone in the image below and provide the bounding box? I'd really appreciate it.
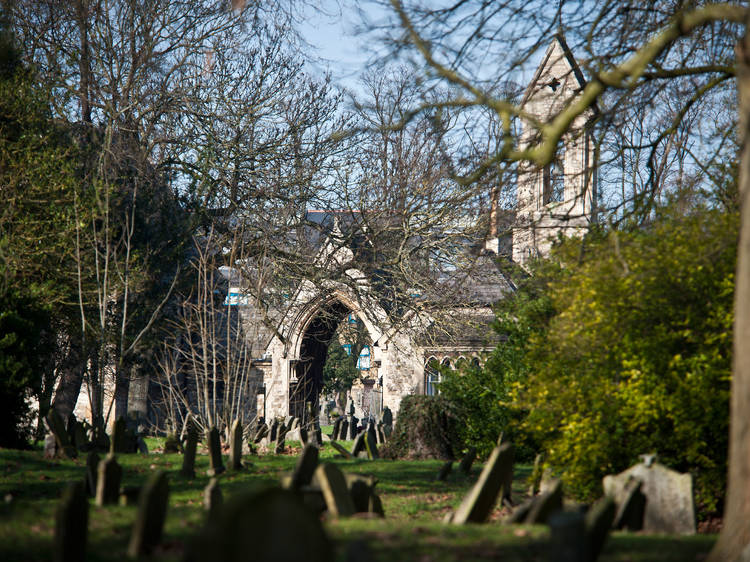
[72,422,89,452]
[119,485,141,506]
[345,474,378,513]
[329,441,353,459]
[450,443,514,524]
[110,417,126,455]
[290,444,319,491]
[528,453,544,496]
[181,422,198,479]
[184,487,332,562]
[54,481,88,562]
[46,409,76,459]
[253,423,269,444]
[382,407,393,437]
[206,426,226,476]
[315,463,356,517]
[351,432,367,458]
[365,424,379,459]
[612,477,645,531]
[458,447,477,475]
[44,433,58,459]
[548,510,587,562]
[585,496,616,562]
[268,419,280,442]
[204,477,223,519]
[230,419,243,470]
[274,424,288,455]
[437,461,453,481]
[85,451,100,497]
[332,418,343,441]
[376,422,386,445]
[127,470,169,558]
[163,433,180,453]
[347,415,358,440]
[602,457,695,534]
[96,454,123,506]
[521,479,563,525]
[339,419,349,441]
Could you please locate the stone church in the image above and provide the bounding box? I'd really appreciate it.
[215,35,599,427]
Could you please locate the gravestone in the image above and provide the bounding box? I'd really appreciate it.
[602,457,695,534]
[332,418,343,440]
[351,432,367,458]
[612,478,645,531]
[110,417,126,455]
[230,419,243,471]
[339,420,349,441]
[253,423,269,443]
[44,434,58,459]
[119,486,141,506]
[376,422,386,445]
[315,463,355,517]
[382,407,393,437]
[329,441,353,459]
[365,424,379,459]
[450,443,514,524]
[72,422,89,452]
[127,470,169,558]
[181,422,198,479]
[585,496,616,562]
[54,481,88,562]
[46,409,76,459]
[437,461,453,481]
[204,477,223,519]
[345,474,378,513]
[206,426,226,476]
[85,451,100,497]
[528,453,544,496]
[516,479,563,525]
[548,510,587,562]
[96,454,123,506]
[290,445,319,491]
[163,433,180,453]
[347,415,358,440]
[458,447,477,475]
[274,424,288,455]
[184,487,332,562]
[269,419,280,442]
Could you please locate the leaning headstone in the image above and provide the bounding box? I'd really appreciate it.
[180,423,198,479]
[602,456,695,534]
[46,409,76,459]
[351,432,367,458]
[365,425,379,460]
[315,463,356,517]
[85,451,100,497]
[548,510,587,562]
[253,423,269,444]
[96,454,123,506]
[274,424,288,455]
[332,418,343,441]
[437,461,453,481]
[184,487,332,562]
[230,419,243,471]
[347,415,358,440]
[206,426,226,476]
[612,478,645,531]
[528,453,544,496]
[450,443,514,524]
[522,479,563,525]
[204,477,223,519]
[339,419,349,441]
[54,481,88,562]
[329,441,353,459]
[268,419,280,442]
[290,444,319,491]
[458,447,477,475]
[346,474,378,513]
[585,496,616,562]
[127,471,169,558]
[110,417,126,455]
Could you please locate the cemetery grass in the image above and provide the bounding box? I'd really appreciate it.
[0,439,715,562]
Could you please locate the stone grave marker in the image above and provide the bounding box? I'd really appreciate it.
[54,481,88,562]
[127,470,169,558]
[329,441,353,459]
[274,423,288,454]
[85,451,100,497]
[110,417,126,455]
[376,422,386,445]
[44,433,58,459]
[290,444,319,491]
[528,453,544,496]
[437,461,453,481]
[181,422,198,479]
[184,487,332,562]
[585,496,616,562]
[458,447,477,475]
[518,479,563,525]
[204,477,223,519]
[602,456,695,534]
[365,425,379,459]
[347,415,358,440]
[382,406,393,437]
[339,419,349,441]
[230,418,243,471]
[96,454,123,506]
[548,510,587,562]
[346,474,376,513]
[269,419,279,442]
[351,432,367,458]
[315,463,356,517]
[206,426,226,476]
[332,418,343,440]
[163,433,180,453]
[72,422,89,452]
[612,478,645,531]
[119,485,141,506]
[46,409,76,459]
[253,423,269,444]
[450,443,514,524]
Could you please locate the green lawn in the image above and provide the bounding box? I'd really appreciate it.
[0,440,715,561]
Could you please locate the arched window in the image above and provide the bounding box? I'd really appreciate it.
[543,147,565,204]
[424,357,440,396]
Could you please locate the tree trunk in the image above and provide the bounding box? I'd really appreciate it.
[51,342,85,419]
[709,20,750,562]
[113,363,130,421]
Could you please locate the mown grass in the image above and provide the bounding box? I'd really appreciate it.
[0,438,715,561]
